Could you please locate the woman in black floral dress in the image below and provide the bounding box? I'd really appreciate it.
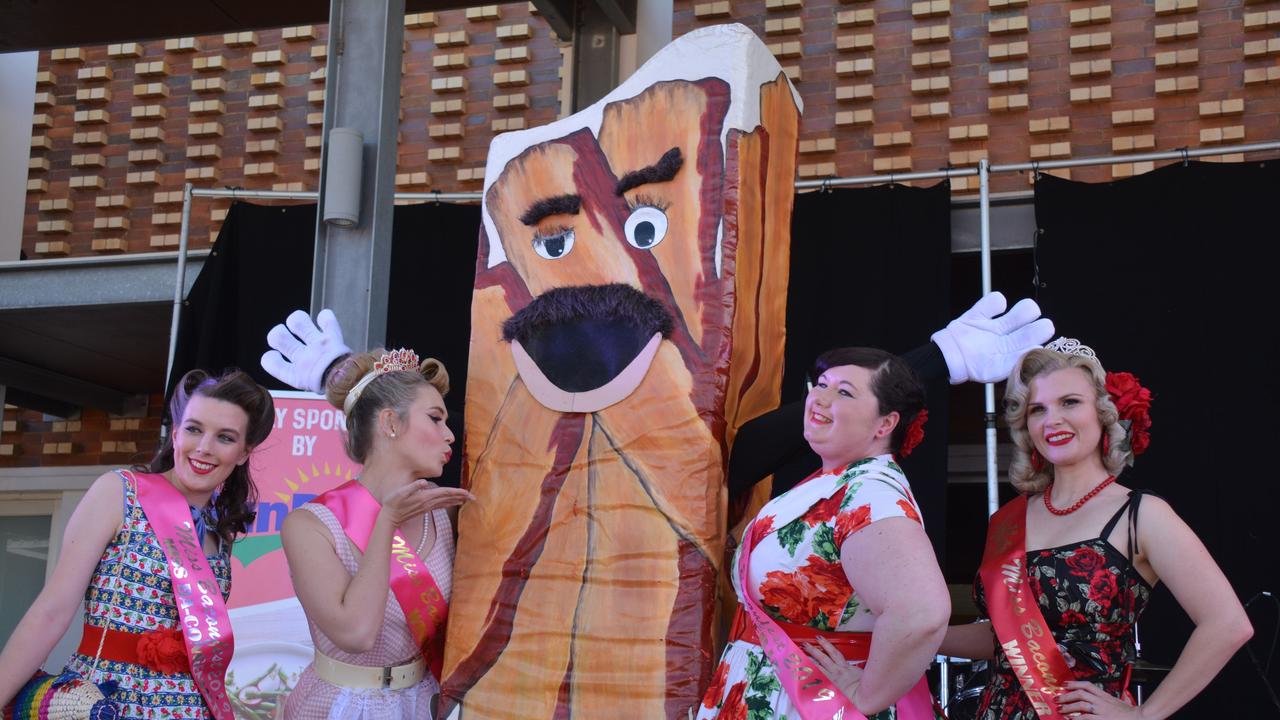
[940,339,1252,720]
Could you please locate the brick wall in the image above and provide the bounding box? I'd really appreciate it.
[676,0,1280,193]
[0,396,165,469]
[24,3,566,259]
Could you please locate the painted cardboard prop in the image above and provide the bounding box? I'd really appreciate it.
[446,24,801,718]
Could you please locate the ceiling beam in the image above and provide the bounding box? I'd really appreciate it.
[530,0,575,41]
[593,0,636,34]
[0,356,144,416]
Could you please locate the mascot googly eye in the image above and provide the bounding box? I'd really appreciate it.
[623,205,669,250]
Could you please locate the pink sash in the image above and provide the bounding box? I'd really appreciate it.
[978,495,1076,719]
[736,516,936,720]
[132,471,235,720]
[313,480,450,679]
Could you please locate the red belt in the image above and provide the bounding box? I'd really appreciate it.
[77,624,191,675]
[728,607,873,662]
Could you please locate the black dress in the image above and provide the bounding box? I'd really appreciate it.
[973,491,1154,720]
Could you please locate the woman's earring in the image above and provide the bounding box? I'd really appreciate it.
[389,430,397,439]
[1101,433,1110,456]
[1030,450,1045,472]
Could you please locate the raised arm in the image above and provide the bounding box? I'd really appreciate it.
[727,293,1054,506]
[282,480,471,654]
[0,472,123,705]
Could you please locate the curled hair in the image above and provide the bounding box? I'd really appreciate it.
[139,369,275,544]
[325,349,449,464]
[811,347,927,456]
[1003,347,1130,493]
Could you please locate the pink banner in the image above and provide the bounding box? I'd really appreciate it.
[134,471,236,720]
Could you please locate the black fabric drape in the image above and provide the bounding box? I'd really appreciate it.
[170,200,481,487]
[169,202,316,397]
[1034,160,1280,715]
[384,202,481,487]
[774,182,953,557]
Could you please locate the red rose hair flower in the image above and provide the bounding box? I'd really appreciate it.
[898,409,928,458]
[1105,371,1152,457]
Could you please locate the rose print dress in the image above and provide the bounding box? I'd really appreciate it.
[972,491,1153,720]
[697,455,943,720]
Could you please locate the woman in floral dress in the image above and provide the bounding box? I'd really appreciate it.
[699,347,950,720]
[0,369,275,718]
[940,340,1253,719]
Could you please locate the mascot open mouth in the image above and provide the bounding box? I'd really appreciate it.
[502,283,674,413]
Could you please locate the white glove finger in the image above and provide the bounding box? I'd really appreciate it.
[284,309,324,345]
[990,297,1044,334]
[959,291,1008,322]
[314,308,346,343]
[267,323,305,359]
[1004,317,1056,351]
[261,350,292,384]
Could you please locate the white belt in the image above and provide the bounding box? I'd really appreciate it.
[313,649,426,690]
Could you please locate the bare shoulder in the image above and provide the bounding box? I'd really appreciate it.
[80,470,127,523]
[1134,491,1180,527]
[282,504,332,546]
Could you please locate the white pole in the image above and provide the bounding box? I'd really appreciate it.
[979,159,999,517]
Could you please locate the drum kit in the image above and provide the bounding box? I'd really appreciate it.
[935,623,1171,719]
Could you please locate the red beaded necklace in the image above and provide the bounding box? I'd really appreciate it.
[1043,475,1117,515]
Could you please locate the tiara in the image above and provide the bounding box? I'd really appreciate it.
[343,348,421,414]
[1044,337,1098,361]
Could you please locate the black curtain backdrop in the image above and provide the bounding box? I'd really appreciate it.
[170,200,481,487]
[1034,160,1280,716]
[782,183,953,559]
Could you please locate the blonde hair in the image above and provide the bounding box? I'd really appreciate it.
[325,349,449,463]
[1003,347,1130,493]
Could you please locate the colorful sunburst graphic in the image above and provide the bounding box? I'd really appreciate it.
[232,460,356,568]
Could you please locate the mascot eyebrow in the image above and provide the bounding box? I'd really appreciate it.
[520,194,582,226]
[615,146,683,196]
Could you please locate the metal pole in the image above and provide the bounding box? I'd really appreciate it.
[309,0,407,352]
[164,182,195,392]
[795,166,978,190]
[979,159,999,518]
[992,140,1280,173]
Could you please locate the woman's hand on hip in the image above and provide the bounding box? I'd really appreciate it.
[1056,680,1143,719]
[802,636,865,704]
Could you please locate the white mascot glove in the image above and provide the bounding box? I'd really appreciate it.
[261,309,352,394]
[931,292,1055,384]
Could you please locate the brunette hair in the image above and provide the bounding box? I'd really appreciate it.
[811,347,927,455]
[324,349,449,464]
[139,369,274,544]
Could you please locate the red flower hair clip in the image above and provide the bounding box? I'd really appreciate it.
[1105,371,1152,457]
[899,409,928,458]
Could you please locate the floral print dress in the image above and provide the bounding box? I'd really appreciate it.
[972,491,1152,720]
[697,455,942,720]
[65,470,232,720]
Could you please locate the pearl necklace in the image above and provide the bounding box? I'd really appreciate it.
[1043,475,1117,515]
[415,511,431,555]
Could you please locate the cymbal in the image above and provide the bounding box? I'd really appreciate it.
[1129,658,1172,684]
